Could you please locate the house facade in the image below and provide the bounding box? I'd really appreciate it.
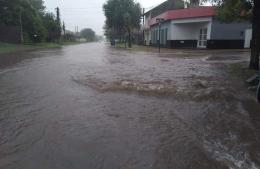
[143,5,252,49]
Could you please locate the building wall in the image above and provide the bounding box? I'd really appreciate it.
[210,20,251,40]
[171,22,210,40]
[144,12,151,45]
[146,16,252,49]
[150,21,171,47]
[167,17,212,48]
[144,12,151,28]
[170,17,212,40]
[144,31,151,45]
[149,18,212,48]
[208,20,251,49]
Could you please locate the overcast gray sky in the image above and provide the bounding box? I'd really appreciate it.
[44,0,166,35]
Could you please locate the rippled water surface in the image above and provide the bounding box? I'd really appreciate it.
[0,43,260,169]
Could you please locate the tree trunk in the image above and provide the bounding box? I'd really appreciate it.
[249,0,260,70]
[128,29,132,48]
[125,35,127,48]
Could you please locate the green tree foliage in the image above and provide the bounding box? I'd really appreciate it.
[0,0,25,26]
[63,32,76,42]
[203,0,259,70]
[42,13,58,42]
[190,0,200,6]
[103,0,142,47]
[29,0,45,12]
[0,0,64,43]
[20,0,46,43]
[62,21,66,35]
[80,28,96,42]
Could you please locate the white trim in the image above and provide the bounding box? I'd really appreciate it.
[171,17,212,24]
[207,21,212,39]
[198,28,208,48]
[244,29,252,48]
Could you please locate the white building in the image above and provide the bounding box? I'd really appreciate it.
[143,6,252,49]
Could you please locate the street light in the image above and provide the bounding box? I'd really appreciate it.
[156,18,165,53]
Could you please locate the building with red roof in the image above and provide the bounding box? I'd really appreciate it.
[143,4,252,49]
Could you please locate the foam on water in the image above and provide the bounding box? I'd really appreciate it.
[204,137,259,169]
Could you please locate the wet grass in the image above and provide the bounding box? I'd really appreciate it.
[228,63,257,80]
[34,42,62,48]
[0,41,84,55]
[0,43,24,54]
[61,41,84,46]
[0,42,61,54]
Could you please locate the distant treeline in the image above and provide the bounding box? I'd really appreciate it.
[0,0,68,43]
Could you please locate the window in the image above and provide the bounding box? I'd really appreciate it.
[198,28,208,48]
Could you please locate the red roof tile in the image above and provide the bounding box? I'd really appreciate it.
[149,7,216,26]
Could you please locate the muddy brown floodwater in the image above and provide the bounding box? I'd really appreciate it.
[0,42,260,169]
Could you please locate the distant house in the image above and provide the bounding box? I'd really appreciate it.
[143,3,252,49]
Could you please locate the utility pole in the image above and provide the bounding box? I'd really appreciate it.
[142,8,145,45]
[19,8,24,44]
[75,26,78,41]
[158,22,161,53]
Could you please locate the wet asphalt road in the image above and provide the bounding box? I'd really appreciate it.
[0,42,260,169]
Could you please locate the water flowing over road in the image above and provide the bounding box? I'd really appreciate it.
[0,43,260,169]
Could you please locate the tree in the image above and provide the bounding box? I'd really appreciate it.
[203,0,259,70]
[62,21,66,35]
[20,0,47,42]
[184,0,200,7]
[0,0,64,43]
[80,28,96,42]
[42,12,57,42]
[55,7,62,41]
[28,0,45,12]
[190,0,200,6]
[0,0,47,42]
[103,0,142,47]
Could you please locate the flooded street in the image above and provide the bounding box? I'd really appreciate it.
[0,42,260,169]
